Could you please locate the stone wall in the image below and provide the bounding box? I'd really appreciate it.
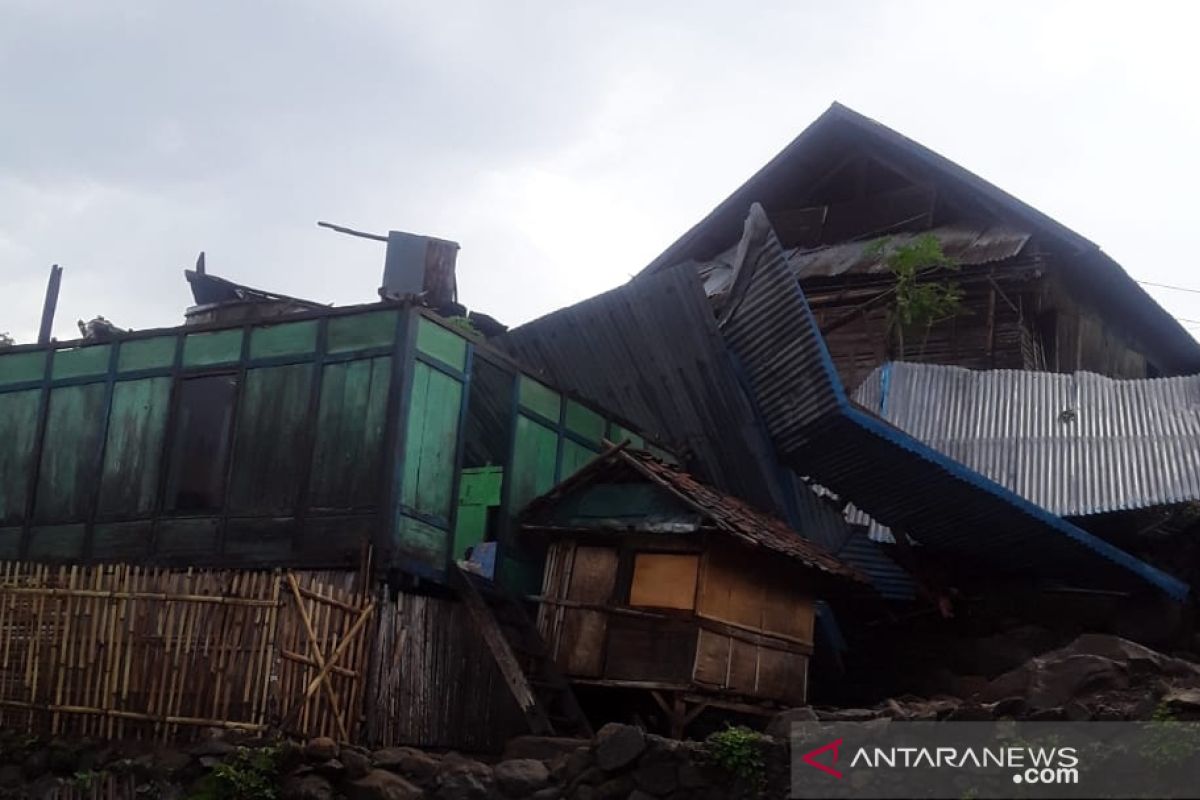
[0,724,790,799]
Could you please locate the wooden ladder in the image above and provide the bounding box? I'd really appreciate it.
[451,563,593,738]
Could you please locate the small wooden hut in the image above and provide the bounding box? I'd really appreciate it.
[522,446,870,735]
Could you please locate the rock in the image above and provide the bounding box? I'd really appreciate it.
[982,653,1129,710]
[155,748,195,778]
[304,737,339,762]
[677,763,710,789]
[633,760,677,795]
[945,704,992,722]
[1063,700,1091,721]
[570,786,595,800]
[553,746,592,784]
[503,735,589,762]
[373,747,441,788]
[436,757,493,800]
[765,707,818,738]
[989,696,1027,720]
[494,758,551,797]
[530,788,562,800]
[189,738,238,758]
[594,724,646,772]
[814,707,877,722]
[593,775,634,800]
[629,792,657,800]
[47,743,80,775]
[0,764,23,788]
[343,748,372,779]
[345,768,423,800]
[1164,688,1200,713]
[22,749,49,779]
[314,758,345,779]
[282,773,337,800]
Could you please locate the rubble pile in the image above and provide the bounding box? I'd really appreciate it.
[776,633,1200,733]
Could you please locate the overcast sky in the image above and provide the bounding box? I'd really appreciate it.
[2,1,1198,343]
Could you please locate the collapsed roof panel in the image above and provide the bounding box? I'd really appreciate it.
[853,361,1200,519]
[711,203,1189,601]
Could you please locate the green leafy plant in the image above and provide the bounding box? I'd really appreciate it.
[704,725,766,789]
[866,234,965,358]
[445,315,480,337]
[188,745,282,800]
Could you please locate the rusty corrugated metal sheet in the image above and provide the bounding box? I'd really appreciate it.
[853,361,1200,518]
[695,224,1030,301]
[713,203,1189,600]
[787,224,1031,280]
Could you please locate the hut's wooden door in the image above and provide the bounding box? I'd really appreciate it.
[556,545,618,677]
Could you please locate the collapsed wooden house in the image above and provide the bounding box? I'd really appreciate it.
[0,241,673,749]
[644,103,1200,388]
[523,447,868,736]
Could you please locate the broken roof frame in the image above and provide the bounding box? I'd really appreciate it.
[713,202,1189,601]
[522,443,871,588]
[643,102,1200,376]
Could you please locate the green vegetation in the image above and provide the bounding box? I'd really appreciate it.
[704,725,766,789]
[189,745,282,800]
[866,233,965,358]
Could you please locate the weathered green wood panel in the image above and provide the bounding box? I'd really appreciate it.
[155,517,220,564]
[0,390,41,525]
[0,351,46,386]
[35,383,108,523]
[394,513,450,567]
[99,377,171,516]
[92,521,153,561]
[309,357,391,509]
[400,362,463,521]
[560,438,599,480]
[510,415,559,512]
[249,320,318,360]
[27,524,86,560]
[163,375,238,512]
[0,527,20,559]
[297,515,374,564]
[225,518,295,562]
[565,400,605,444]
[327,310,397,354]
[453,466,504,559]
[183,329,243,367]
[51,344,111,380]
[228,364,313,513]
[608,423,645,449]
[415,317,467,371]
[518,376,561,422]
[118,337,176,372]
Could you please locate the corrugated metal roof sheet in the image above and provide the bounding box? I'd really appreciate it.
[524,447,870,587]
[787,224,1031,280]
[498,262,914,598]
[497,263,852,553]
[694,224,1030,301]
[712,203,1189,600]
[852,361,1200,518]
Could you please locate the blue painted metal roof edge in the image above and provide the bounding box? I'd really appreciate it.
[730,202,1190,602]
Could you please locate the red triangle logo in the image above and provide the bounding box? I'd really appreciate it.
[802,738,843,779]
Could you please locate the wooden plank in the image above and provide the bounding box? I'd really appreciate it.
[692,628,730,687]
[603,615,696,684]
[228,364,314,514]
[309,357,392,509]
[401,362,463,520]
[727,638,757,696]
[451,567,553,735]
[0,390,41,525]
[34,383,108,523]
[98,377,172,516]
[629,553,699,610]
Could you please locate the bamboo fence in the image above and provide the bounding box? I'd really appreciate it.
[0,562,374,743]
